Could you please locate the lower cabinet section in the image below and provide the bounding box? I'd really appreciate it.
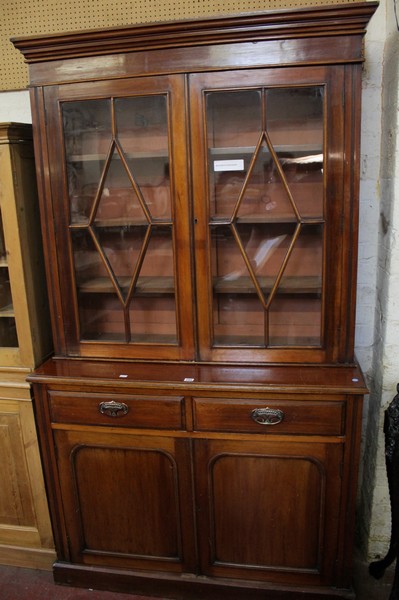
[53,429,196,572]
[194,438,343,587]
[0,392,55,569]
[30,361,365,599]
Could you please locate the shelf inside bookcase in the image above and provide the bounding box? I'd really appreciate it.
[214,275,322,295]
[71,218,172,228]
[77,275,321,297]
[212,216,324,225]
[78,276,175,295]
[209,145,323,159]
[67,150,169,163]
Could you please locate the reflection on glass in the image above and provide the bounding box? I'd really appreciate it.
[206,86,325,348]
[0,213,6,261]
[63,99,112,224]
[115,96,171,220]
[72,229,125,341]
[211,225,265,346]
[207,90,261,219]
[95,149,147,225]
[65,93,177,346]
[267,87,324,219]
[237,139,295,223]
[93,224,149,301]
[131,226,177,343]
[269,224,323,346]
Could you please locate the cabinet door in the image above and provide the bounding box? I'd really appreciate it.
[43,75,194,360]
[53,428,196,573]
[0,125,51,368]
[194,438,343,586]
[0,397,54,568]
[190,66,347,363]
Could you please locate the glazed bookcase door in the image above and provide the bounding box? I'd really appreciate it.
[44,75,194,360]
[0,128,51,367]
[190,66,346,364]
[0,207,18,352]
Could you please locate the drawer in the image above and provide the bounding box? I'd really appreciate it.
[49,392,185,430]
[193,397,345,435]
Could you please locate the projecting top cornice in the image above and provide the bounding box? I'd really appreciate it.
[12,2,378,64]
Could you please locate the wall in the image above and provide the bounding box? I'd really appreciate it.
[0,91,31,123]
[0,0,362,91]
[0,0,395,565]
[359,0,399,560]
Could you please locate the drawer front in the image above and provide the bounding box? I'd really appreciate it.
[49,392,184,430]
[193,397,345,435]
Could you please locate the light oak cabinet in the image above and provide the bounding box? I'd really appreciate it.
[0,123,54,568]
[12,3,377,598]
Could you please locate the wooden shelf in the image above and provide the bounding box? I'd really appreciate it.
[78,276,175,295]
[212,216,324,225]
[78,275,320,296]
[214,275,322,295]
[209,146,323,160]
[70,218,173,228]
[68,150,169,162]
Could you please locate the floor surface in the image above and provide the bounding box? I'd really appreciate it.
[0,559,394,600]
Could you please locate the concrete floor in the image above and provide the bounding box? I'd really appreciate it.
[353,553,394,600]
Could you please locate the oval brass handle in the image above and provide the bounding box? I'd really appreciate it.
[251,407,284,425]
[99,401,129,418]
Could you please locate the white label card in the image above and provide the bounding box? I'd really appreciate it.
[214,159,244,172]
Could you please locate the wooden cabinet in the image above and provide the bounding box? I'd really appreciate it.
[12,3,377,598]
[30,360,365,598]
[194,438,343,585]
[0,123,55,568]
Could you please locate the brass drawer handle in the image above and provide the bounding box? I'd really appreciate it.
[99,401,129,418]
[251,407,284,425]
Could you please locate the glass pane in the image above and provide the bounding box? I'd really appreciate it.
[237,138,296,223]
[65,94,180,347]
[213,295,265,347]
[93,223,149,301]
[269,224,323,346]
[115,96,171,220]
[72,229,126,341]
[206,90,262,220]
[0,268,17,347]
[234,222,295,297]
[130,226,177,343]
[205,86,325,350]
[269,298,322,347]
[211,225,265,346]
[63,100,112,224]
[78,294,125,342]
[95,147,148,226]
[0,212,6,260]
[0,211,18,347]
[266,87,324,219]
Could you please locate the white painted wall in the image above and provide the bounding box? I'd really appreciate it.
[360,0,399,560]
[0,90,31,123]
[0,0,396,562]
[356,0,387,558]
